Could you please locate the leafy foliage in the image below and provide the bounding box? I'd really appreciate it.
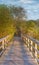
[0,5,16,38]
[20,20,39,40]
[0,4,39,41]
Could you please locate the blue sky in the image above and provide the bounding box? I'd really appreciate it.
[0,0,39,20]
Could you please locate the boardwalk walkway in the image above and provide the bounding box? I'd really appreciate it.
[0,37,38,65]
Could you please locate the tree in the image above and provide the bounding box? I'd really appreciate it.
[9,6,27,36]
[25,20,36,36]
[10,6,26,20]
[0,5,16,38]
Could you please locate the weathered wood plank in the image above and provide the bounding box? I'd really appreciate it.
[0,37,38,65]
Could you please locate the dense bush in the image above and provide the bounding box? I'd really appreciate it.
[20,20,39,40]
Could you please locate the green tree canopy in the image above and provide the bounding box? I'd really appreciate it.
[0,5,16,38]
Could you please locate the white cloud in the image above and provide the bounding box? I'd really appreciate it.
[20,0,35,4]
[0,0,39,20]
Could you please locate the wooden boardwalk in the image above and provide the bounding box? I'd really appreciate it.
[0,37,38,65]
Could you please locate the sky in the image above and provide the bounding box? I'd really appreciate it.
[0,0,39,20]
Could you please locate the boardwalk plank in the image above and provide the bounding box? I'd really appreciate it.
[0,37,38,65]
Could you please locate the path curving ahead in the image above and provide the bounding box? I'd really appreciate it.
[0,37,38,65]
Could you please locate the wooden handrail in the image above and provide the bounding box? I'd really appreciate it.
[0,35,10,56]
[21,34,39,64]
[24,34,39,45]
[0,35,10,42]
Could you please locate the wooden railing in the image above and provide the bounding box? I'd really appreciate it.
[21,34,39,64]
[0,35,11,56]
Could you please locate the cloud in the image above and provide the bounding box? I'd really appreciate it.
[19,0,35,4]
[0,0,39,20]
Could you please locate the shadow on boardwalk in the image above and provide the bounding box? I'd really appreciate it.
[0,36,38,65]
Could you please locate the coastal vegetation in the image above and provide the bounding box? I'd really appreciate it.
[0,4,39,40]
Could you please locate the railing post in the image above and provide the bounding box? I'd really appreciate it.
[30,41,33,56]
[2,40,4,49]
[31,41,33,51]
[28,39,30,50]
[25,38,28,47]
[35,43,38,62]
[4,39,7,48]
